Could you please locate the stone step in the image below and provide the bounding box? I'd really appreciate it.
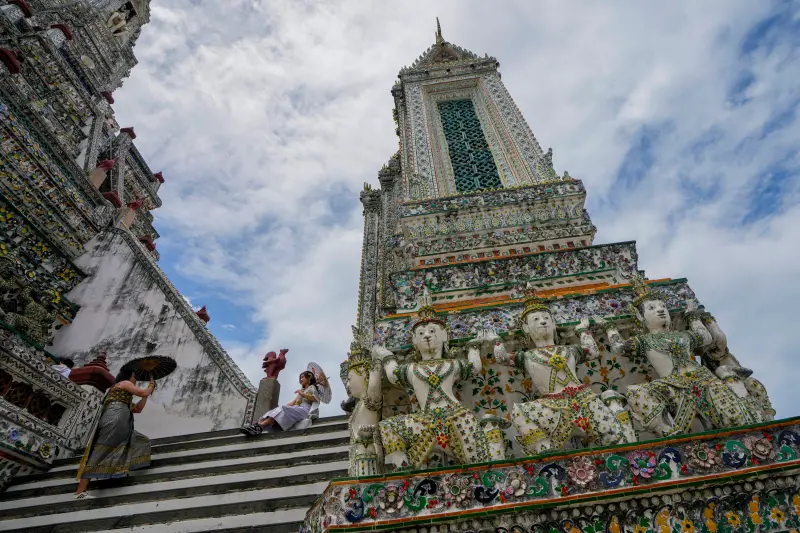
[0,419,347,532]
[3,447,349,500]
[147,414,348,447]
[105,508,308,533]
[0,461,348,519]
[51,418,349,467]
[8,429,349,487]
[0,482,327,532]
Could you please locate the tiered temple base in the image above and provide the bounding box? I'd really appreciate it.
[302,418,800,533]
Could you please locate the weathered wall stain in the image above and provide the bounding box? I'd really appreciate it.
[50,231,251,438]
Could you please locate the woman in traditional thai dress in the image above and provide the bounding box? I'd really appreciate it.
[74,368,154,499]
[240,371,321,435]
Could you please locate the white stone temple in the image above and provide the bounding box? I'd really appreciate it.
[0,7,796,533]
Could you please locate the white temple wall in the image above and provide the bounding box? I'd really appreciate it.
[50,230,255,439]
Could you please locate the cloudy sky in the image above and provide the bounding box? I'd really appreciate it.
[113,0,799,417]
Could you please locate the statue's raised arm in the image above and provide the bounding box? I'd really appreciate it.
[684,300,713,348]
[376,291,506,470]
[371,344,399,385]
[465,328,499,375]
[618,275,758,438]
[343,326,385,477]
[501,285,633,454]
[575,316,603,360]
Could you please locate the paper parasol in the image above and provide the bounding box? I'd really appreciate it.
[307,362,332,404]
[121,356,177,381]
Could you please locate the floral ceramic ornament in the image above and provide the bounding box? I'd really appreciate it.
[566,456,597,487]
[685,442,721,470]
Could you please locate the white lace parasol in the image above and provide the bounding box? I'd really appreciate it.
[307,362,332,404]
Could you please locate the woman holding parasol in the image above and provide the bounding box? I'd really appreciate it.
[240,362,332,435]
[74,355,176,499]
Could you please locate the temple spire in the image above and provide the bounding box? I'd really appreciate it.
[435,17,444,45]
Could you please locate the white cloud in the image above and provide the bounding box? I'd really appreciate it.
[113,1,800,417]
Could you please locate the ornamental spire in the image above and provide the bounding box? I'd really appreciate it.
[435,17,444,45]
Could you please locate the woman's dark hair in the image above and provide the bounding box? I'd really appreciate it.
[63,359,75,369]
[114,367,134,384]
[300,371,318,389]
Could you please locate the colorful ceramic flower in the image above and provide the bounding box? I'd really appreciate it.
[686,443,720,470]
[745,436,775,461]
[566,456,597,487]
[679,518,696,533]
[725,512,741,527]
[629,451,657,479]
[442,474,473,508]
[376,482,405,515]
[38,442,52,459]
[770,508,785,524]
[502,471,527,498]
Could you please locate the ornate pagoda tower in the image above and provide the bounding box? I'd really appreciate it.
[303,21,795,533]
[0,0,255,489]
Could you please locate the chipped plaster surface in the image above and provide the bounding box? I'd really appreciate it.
[50,232,250,438]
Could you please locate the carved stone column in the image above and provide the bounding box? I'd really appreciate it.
[83,113,112,172]
[112,127,135,201]
[378,155,400,316]
[356,187,382,335]
[252,378,280,423]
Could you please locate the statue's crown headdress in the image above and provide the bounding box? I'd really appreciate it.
[410,290,446,331]
[519,283,551,322]
[341,325,372,380]
[629,274,668,308]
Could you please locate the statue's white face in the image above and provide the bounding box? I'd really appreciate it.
[347,369,367,398]
[640,299,671,331]
[522,310,556,344]
[412,322,448,360]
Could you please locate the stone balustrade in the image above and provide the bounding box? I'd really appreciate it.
[0,326,103,489]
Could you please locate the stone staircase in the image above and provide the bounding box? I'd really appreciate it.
[0,415,349,532]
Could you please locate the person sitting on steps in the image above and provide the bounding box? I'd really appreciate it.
[52,358,74,378]
[240,371,320,436]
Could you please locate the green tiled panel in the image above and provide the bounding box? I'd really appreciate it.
[437,99,502,193]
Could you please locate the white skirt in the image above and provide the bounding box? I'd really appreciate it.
[260,402,312,431]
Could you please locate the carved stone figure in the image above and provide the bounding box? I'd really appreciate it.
[374,293,503,470]
[493,287,633,454]
[701,314,775,421]
[262,349,288,379]
[605,277,758,437]
[5,287,57,345]
[0,256,23,316]
[341,326,384,477]
[390,235,416,270]
[107,9,130,36]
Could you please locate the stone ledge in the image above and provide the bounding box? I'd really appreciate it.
[397,180,585,219]
[302,417,800,533]
[376,278,696,349]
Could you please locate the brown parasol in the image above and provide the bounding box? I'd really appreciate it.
[120,355,177,381]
